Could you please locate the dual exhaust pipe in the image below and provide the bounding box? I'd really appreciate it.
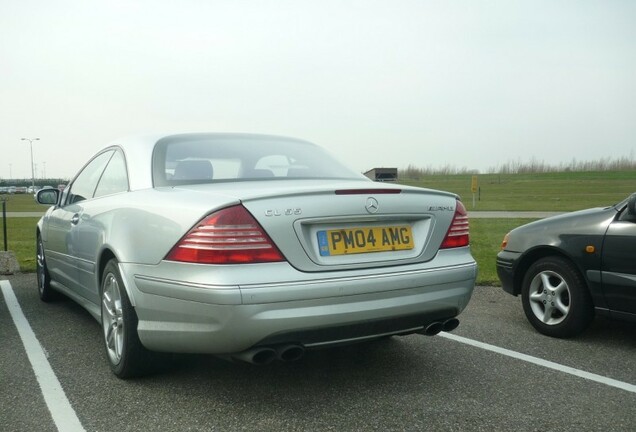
[232,344,305,365]
[233,318,460,364]
[419,318,460,336]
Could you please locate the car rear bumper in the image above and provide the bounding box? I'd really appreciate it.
[120,258,477,354]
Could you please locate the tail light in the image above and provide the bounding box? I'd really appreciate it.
[440,200,469,248]
[165,205,285,264]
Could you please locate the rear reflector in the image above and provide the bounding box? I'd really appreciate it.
[440,200,470,248]
[165,205,285,264]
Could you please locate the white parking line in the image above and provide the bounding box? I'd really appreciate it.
[0,280,86,432]
[440,332,636,394]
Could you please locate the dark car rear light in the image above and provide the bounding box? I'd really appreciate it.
[335,189,401,195]
[440,200,469,248]
[165,205,285,264]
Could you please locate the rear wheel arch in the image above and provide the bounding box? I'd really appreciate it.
[97,249,136,306]
[100,257,151,378]
[98,249,117,288]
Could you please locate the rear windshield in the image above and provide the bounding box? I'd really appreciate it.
[152,134,363,186]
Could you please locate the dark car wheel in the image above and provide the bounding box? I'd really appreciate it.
[36,234,58,302]
[101,259,152,379]
[521,256,594,338]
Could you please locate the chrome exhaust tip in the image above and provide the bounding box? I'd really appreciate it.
[442,318,460,332]
[420,321,444,336]
[276,344,305,362]
[233,347,277,365]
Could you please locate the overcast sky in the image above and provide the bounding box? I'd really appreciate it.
[1,0,635,180]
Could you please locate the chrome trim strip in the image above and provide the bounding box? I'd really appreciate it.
[134,274,237,290]
[305,327,423,347]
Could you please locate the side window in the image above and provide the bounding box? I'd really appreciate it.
[65,151,114,205]
[94,150,129,198]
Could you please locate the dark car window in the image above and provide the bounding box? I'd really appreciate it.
[619,206,636,222]
[65,150,114,205]
[152,134,363,187]
[94,150,129,198]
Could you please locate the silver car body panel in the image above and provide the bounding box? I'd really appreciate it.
[37,133,477,355]
[120,250,475,353]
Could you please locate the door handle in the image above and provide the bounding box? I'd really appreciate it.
[71,214,80,225]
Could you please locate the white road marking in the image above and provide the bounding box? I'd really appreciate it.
[1,280,86,432]
[440,332,636,394]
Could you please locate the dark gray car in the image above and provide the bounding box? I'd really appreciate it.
[497,193,636,337]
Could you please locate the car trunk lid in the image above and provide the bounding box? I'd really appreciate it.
[234,180,461,272]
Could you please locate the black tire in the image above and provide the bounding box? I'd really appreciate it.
[521,256,594,338]
[36,234,58,302]
[101,259,152,379]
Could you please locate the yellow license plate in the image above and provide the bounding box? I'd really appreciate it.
[317,226,414,256]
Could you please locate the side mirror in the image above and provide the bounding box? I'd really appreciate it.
[36,188,60,206]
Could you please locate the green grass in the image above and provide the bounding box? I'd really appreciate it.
[469,218,536,285]
[401,170,636,211]
[1,193,43,212]
[1,217,38,272]
[5,171,635,212]
[2,171,634,284]
[0,215,535,285]
[0,195,45,274]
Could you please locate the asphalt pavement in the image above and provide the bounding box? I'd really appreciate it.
[1,273,634,432]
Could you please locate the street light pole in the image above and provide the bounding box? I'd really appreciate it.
[21,137,39,190]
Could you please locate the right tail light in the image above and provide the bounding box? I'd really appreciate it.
[440,200,469,249]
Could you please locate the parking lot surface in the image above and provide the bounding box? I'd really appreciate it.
[1,273,634,431]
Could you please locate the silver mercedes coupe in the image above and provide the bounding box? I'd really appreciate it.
[35,133,477,378]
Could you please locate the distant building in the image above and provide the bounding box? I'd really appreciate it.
[364,168,398,182]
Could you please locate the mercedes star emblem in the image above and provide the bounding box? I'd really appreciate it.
[365,197,379,214]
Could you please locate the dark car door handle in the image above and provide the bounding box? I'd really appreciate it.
[71,214,80,225]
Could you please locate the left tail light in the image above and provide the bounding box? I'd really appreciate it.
[440,200,470,249]
[165,205,285,264]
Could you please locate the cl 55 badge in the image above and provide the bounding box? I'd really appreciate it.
[265,208,302,217]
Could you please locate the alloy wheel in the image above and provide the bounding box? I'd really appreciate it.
[36,239,46,295]
[528,270,571,325]
[102,272,125,365]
